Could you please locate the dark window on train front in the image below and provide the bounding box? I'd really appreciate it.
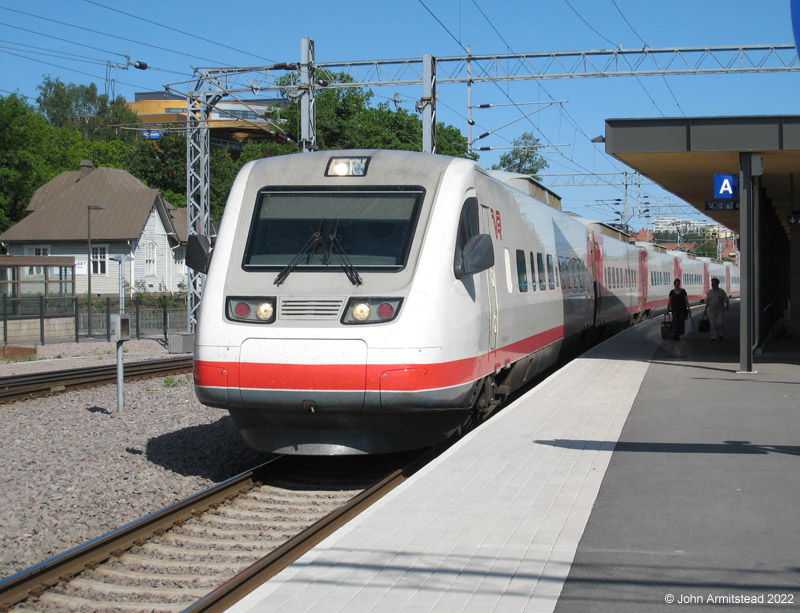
[243,187,424,270]
[558,256,567,289]
[546,254,555,289]
[454,197,480,276]
[516,249,528,292]
[529,252,537,291]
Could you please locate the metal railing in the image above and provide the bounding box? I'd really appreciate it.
[1,295,188,345]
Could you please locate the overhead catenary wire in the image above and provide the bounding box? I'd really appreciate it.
[609,0,685,116]
[0,47,151,91]
[81,0,277,64]
[425,0,627,196]
[563,0,618,48]
[0,5,233,66]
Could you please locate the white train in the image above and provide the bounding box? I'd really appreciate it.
[188,150,739,455]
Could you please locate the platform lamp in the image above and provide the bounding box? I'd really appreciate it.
[87,205,105,337]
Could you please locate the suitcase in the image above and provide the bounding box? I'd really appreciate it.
[661,313,672,339]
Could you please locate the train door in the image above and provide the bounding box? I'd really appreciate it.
[673,257,683,285]
[587,230,603,328]
[638,249,648,314]
[703,263,710,294]
[480,204,499,351]
[726,266,732,294]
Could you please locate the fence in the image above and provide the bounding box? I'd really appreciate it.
[1,295,188,345]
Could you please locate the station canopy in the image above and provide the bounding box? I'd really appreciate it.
[603,116,800,236]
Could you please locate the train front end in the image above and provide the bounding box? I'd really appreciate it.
[193,150,479,455]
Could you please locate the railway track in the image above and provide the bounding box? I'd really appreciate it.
[0,357,193,403]
[0,448,439,612]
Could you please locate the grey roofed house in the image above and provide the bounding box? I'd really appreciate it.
[0,160,189,297]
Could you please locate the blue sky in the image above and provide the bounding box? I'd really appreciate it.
[1,0,798,229]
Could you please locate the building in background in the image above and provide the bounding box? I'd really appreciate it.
[128,92,288,152]
[0,160,189,298]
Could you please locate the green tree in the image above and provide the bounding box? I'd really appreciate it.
[274,71,473,158]
[491,132,548,178]
[128,133,186,198]
[36,77,140,142]
[0,94,85,231]
[209,148,239,224]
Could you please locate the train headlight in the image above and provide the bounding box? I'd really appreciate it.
[352,302,371,321]
[256,302,275,321]
[342,297,403,324]
[325,156,370,177]
[226,297,276,324]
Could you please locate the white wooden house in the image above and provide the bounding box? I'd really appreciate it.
[0,160,190,299]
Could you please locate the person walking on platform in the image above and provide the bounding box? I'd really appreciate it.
[704,277,729,341]
[668,278,690,340]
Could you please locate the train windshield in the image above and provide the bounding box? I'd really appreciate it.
[242,188,424,271]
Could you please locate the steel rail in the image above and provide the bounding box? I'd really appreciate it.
[185,443,448,612]
[0,458,282,612]
[0,357,193,403]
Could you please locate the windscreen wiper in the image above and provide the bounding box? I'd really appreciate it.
[273,224,324,286]
[328,224,363,286]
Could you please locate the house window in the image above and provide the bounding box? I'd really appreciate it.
[175,247,185,275]
[25,246,49,276]
[145,242,157,277]
[91,246,107,275]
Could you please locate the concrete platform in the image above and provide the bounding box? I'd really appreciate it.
[227,303,800,612]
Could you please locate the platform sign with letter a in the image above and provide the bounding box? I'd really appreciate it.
[714,174,739,199]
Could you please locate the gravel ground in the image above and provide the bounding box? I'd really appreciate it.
[0,341,267,581]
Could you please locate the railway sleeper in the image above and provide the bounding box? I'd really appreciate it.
[92,565,222,588]
[243,489,354,501]
[114,553,254,572]
[199,504,331,520]
[177,524,313,540]
[136,542,268,560]
[54,576,210,600]
[158,533,286,549]
[22,592,187,613]
[211,505,330,519]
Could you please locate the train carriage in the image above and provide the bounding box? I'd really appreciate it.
[189,150,739,455]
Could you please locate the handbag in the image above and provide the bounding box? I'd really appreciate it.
[698,313,710,333]
[685,315,695,333]
[661,313,672,340]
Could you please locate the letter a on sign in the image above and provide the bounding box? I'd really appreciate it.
[714,174,739,199]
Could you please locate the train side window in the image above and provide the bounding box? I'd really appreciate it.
[454,197,480,277]
[553,256,560,289]
[530,252,537,291]
[565,257,572,289]
[537,252,546,290]
[516,249,528,292]
[546,254,555,290]
[503,249,513,293]
[558,256,567,289]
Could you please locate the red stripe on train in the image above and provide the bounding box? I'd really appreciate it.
[195,325,564,392]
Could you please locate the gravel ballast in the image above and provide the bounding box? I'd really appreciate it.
[0,341,266,581]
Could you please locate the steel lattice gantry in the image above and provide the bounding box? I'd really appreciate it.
[181,42,800,331]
